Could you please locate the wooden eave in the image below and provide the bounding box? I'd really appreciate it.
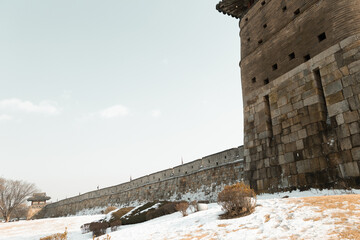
[216,0,255,19]
[27,196,51,202]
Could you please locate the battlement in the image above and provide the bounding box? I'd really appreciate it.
[35,146,244,218]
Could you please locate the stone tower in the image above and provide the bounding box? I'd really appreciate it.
[217,0,360,192]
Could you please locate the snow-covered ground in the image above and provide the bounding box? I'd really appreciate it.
[1,189,360,240]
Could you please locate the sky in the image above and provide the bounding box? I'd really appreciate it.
[0,0,242,201]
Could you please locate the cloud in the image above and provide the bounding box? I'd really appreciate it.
[0,98,60,115]
[0,114,13,121]
[99,105,129,119]
[151,110,162,118]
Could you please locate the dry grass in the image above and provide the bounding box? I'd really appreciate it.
[217,224,230,227]
[104,206,117,214]
[288,194,360,239]
[264,214,270,223]
[40,228,67,240]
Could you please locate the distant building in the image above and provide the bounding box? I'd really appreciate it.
[27,193,51,219]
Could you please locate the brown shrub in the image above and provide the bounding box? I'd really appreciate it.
[217,182,256,218]
[111,207,133,221]
[104,206,117,214]
[109,219,122,231]
[89,221,109,237]
[175,202,189,217]
[145,202,178,220]
[40,228,67,240]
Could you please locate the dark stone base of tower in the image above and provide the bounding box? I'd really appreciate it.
[218,0,360,192]
[243,35,360,192]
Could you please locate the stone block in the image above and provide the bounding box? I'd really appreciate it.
[340,35,359,49]
[336,114,345,125]
[349,60,360,74]
[352,147,360,161]
[296,160,311,174]
[277,96,288,107]
[348,96,360,111]
[304,95,322,107]
[272,108,281,118]
[256,160,264,169]
[343,48,358,59]
[284,152,294,163]
[339,66,350,76]
[281,164,290,176]
[257,180,264,190]
[328,100,350,117]
[259,168,266,178]
[343,111,359,123]
[264,158,270,168]
[310,158,321,172]
[289,163,297,175]
[306,123,319,136]
[323,80,343,96]
[289,132,298,142]
[281,135,290,144]
[291,124,302,133]
[326,91,344,105]
[273,124,282,136]
[349,122,360,135]
[340,137,352,150]
[298,129,307,139]
[342,75,356,88]
[293,100,304,110]
[343,86,354,99]
[337,125,350,138]
[280,104,293,115]
[352,134,360,147]
[270,167,280,178]
[279,155,285,166]
[296,140,304,150]
[340,162,360,177]
[321,62,338,76]
[285,142,297,152]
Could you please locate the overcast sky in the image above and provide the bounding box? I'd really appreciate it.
[0,0,242,201]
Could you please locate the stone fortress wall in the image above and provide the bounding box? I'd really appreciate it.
[38,0,360,218]
[38,146,244,218]
[218,0,360,192]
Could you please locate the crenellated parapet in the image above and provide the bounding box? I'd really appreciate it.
[36,146,244,218]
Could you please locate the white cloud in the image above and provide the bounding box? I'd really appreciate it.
[99,105,129,119]
[0,114,13,121]
[151,110,162,118]
[0,98,60,115]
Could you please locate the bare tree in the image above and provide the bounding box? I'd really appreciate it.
[12,204,29,220]
[0,178,37,222]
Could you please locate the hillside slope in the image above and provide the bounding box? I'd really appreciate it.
[1,190,360,240]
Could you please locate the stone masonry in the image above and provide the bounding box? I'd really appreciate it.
[36,147,244,218]
[217,0,360,192]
